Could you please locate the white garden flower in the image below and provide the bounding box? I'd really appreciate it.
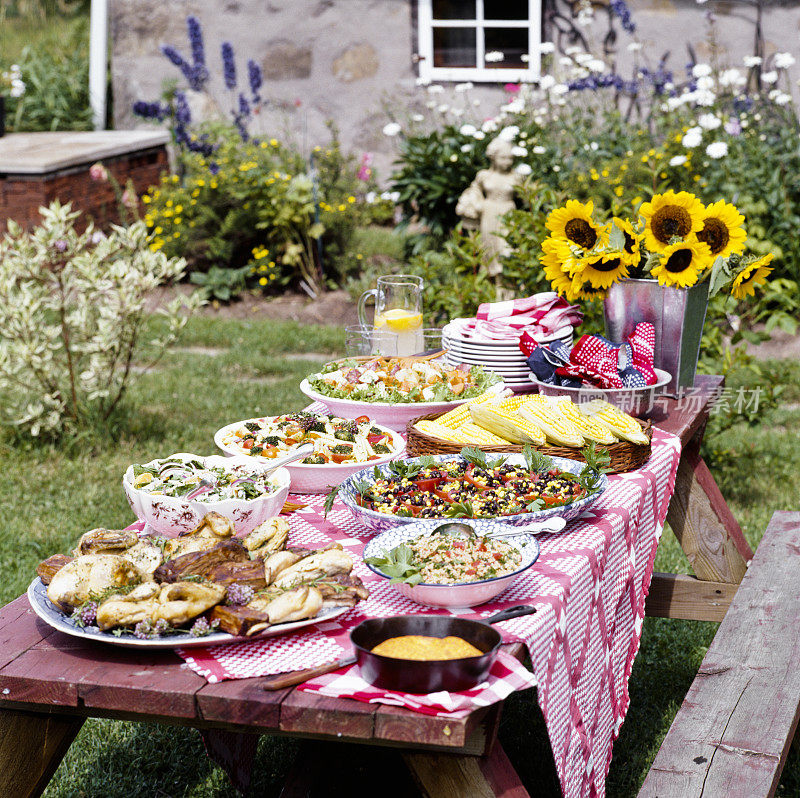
[532,145,546,154]
[666,95,686,111]
[627,42,643,52]
[575,53,593,65]
[437,104,449,113]
[705,141,728,159]
[516,163,533,175]
[459,124,477,136]
[485,51,505,63]
[411,113,424,122]
[521,54,530,63]
[454,82,474,92]
[539,42,555,54]
[564,46,582,56]
[773,92,792,105]
[587,59,606,73]
[696,76,715,91]
[774,52,796,70]
[450,107,464,116]
[743,56,762,68]
[719,69,745,87]
[552,83,569,96]
[698,113,721,130]
[501,98,525,113]
[498,126,519,142]
[382,122,401,137]
[10,79,25,98]
[425,100,437,109]
[473,130,486,140]
[669,155,688,166]
[761,71,778,84]
[511,145,528,156]
[427,85,445,94]
[692,63,712,78]
[461,144,473,153]
[682,127,703,148]
[694,89,716,106]
[539,75,556,91]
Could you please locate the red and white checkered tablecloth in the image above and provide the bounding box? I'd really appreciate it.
[177,427,681,798]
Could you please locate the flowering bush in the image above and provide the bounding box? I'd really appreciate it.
[539,192,774,301]
[0,203,202,437]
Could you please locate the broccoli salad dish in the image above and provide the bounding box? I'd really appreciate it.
[219,412,401,465]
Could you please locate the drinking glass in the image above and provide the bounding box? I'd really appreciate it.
[344,325,398,357]
[358,275,424,357]
[421,327,444,356]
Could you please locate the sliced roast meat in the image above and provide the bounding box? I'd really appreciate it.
[205,559,268,590]
[154,539,249,583]
[37,554,74,586]
[210,604,272,637]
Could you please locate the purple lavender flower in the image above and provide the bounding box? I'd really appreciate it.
[248,59,263,103]
[221,42,237,89]
[71,602,98,627]
[610,0,636,33]
[187,15,205,71]
[208,161,220,175]
[724,117,742,136]
[226,583,255,606]
[174,91,192,127]
[134,619,154,639]
[54,239,67,252]
[238,93,250,116]
[132,100,169,121]
[161,45,190,72]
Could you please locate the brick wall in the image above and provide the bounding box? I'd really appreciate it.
[0,146,168,232]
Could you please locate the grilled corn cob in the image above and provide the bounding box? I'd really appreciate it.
[518,400,585,448]
[495,394,529,414]
[469,404,546,445]
[579,400,649,445]
[435,389,510,429]
[554,398,618,445]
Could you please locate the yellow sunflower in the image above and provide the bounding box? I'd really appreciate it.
[696,200,746,259]
[639,191,705,253]
[731,254,774,300]
[540,237,581,299]
[650,238,712,288]
[571,251,630,290]
[608,217,642,267]
[546,200,602,250]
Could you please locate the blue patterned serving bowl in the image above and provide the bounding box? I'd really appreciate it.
[338,452,607,535]
[362,520,541,608]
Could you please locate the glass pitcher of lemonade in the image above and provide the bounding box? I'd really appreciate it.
[358,275,424,356]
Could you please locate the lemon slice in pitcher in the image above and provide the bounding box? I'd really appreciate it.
[375,308,423,332]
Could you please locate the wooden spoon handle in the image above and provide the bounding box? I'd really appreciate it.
[261,656,357,691]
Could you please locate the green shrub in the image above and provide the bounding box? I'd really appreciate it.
[0,202,202,437]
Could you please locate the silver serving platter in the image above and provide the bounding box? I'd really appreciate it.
[27,577,347,650]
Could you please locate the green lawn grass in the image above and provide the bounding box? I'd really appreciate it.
[1,316,795,796]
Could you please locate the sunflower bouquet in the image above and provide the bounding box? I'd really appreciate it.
[539,191,774,301]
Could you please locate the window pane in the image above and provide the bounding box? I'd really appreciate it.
[432,0,476,20]
[483,28,528,68]
[433,27,477,67]
[484,0,528,21]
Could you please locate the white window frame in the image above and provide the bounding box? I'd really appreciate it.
[417,0,541,83]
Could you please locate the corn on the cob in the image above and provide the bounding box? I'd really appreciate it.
[435,389,504,428]
[414,419,465,443]
[495,394,529,413]
[470,404,546,445]
[518,403,585,448]
[448,423,511,446]
[579,399,649,445]
[554,398,618,445]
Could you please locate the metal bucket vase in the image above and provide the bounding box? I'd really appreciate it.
[603,278,709,392]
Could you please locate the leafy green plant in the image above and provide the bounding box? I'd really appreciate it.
[0,202,203,437]
[364,544,423,585]
[189,264,251,302]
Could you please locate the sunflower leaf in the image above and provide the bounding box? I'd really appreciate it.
[708,255,730,297]
[645,251,662,271]
[608,221,626,251]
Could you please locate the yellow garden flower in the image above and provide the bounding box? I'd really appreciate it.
[608,218,641,267]
[540,237,584,301]
[639,191,705,253]
[546,200,601,250]
[650,238,712,288]
[696,200,746,259]
[571,251,629,290]
[731,254,774,300]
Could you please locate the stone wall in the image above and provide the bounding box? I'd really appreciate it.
[109,0,800,183]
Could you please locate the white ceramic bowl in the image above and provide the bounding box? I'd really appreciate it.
[533,368,672,417]
[213,418,406,494]
[299,379,505,432]
[122,453,291,537]
[362,521,541,608]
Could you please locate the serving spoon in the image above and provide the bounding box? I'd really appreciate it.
[430,517,567,539]
[184,443,316,500]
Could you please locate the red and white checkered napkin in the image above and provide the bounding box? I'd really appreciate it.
[297,649,537,717]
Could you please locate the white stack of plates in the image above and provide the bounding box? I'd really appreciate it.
[443,322,574,391]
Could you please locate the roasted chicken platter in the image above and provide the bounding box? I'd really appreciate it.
[36,512,369,640]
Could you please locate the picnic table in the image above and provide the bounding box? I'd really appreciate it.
[0,374,748,798]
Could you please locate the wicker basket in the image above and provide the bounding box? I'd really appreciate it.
[405,412,652,473]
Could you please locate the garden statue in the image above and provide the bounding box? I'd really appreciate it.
[456,136,521,295]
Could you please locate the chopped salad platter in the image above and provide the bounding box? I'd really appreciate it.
[306,357,502,404]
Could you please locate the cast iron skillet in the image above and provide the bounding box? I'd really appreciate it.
[350,604,536,694]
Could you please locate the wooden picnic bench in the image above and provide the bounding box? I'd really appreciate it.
[640,510,800,798]
[0,373,758,797]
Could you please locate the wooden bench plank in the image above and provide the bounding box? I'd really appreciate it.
[645,572,738,622]
[639,511,800,798]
